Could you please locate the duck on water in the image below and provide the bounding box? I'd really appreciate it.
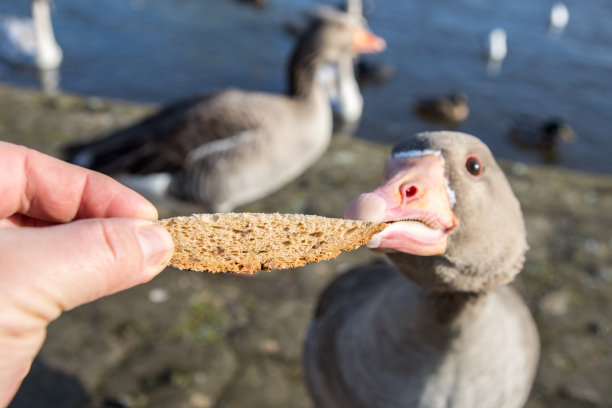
[64,7,385,213]
[412,92,470,125]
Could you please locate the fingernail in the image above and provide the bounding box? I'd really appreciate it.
[136,223,174,270]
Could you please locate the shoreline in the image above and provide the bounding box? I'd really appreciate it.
[3,83,611,408]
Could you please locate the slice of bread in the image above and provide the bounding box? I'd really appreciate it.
[159,213,386,274]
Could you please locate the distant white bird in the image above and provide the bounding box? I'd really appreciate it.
[485,28,507,77]
[317,0,366,134]
[488,27,507,62]
[333,55,363,126]
[0,0,62,70]
[549,2,569,31]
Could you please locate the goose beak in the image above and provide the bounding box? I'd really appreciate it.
[344,154,456,256]
[352,27,386,54]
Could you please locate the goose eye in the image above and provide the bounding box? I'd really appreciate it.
[465,155,482,177]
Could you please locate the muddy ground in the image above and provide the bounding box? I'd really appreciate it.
[1,83,611,408]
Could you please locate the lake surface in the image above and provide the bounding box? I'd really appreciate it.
[1,0,611,174]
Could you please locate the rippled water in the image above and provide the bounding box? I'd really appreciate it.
[1,0,610,173]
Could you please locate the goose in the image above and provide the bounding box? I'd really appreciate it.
[64,8,385,212]
[413,92,470,124]
[0,0,62,70]
[304,131,539,408]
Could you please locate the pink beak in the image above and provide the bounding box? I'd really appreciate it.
[352,27,387,54]
[344,154,457,256]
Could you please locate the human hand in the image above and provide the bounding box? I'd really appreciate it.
[0,142,174,407]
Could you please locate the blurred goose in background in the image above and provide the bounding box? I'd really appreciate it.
[0,0,62,70]
[413,92,469,124]
[291,0,393,135]
[508,116,576,161]
[64,7,385,213]
[548,2,569,35]
[305,131,539,408]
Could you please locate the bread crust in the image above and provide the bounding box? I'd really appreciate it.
[158,213,386,274]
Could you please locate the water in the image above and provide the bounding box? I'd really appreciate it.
[1,0,611,174]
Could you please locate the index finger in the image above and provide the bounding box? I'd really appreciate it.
[0,142,158,223]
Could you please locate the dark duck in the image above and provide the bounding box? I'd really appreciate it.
[413,92,470,125]
[508,116,576,161]
[304,131,539,408]
[64,8,385,212]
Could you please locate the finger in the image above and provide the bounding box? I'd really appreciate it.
[0,218,173,407]
[0,218,174,322]
[0,142,158,222]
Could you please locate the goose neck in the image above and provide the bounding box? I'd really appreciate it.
[287,25,328,98]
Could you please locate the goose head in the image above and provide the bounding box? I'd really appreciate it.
[308,6,384,62]
[345,131,527,293]
[288,7,385,96]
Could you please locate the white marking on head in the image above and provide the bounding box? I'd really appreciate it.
[391,149,442,160]
[390,149,457,208]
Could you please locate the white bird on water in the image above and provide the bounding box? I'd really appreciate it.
[549,2,569,34]
[488,27,507,62]
[0,0,62,70]
[486,27,507,77]
[317,0,366,135]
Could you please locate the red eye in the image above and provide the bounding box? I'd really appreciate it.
[465,155,482,177]
[405,185,418,198]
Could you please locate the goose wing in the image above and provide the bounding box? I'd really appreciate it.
[64,89,263,175]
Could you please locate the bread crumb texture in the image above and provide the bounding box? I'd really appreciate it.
[159,213,386,274]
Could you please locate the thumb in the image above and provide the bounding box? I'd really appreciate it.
[0,218,174,324]
[0,218,173,406]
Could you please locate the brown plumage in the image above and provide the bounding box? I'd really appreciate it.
[304,131,539,408]
[64,8,385,212]
[413,92,470,124]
